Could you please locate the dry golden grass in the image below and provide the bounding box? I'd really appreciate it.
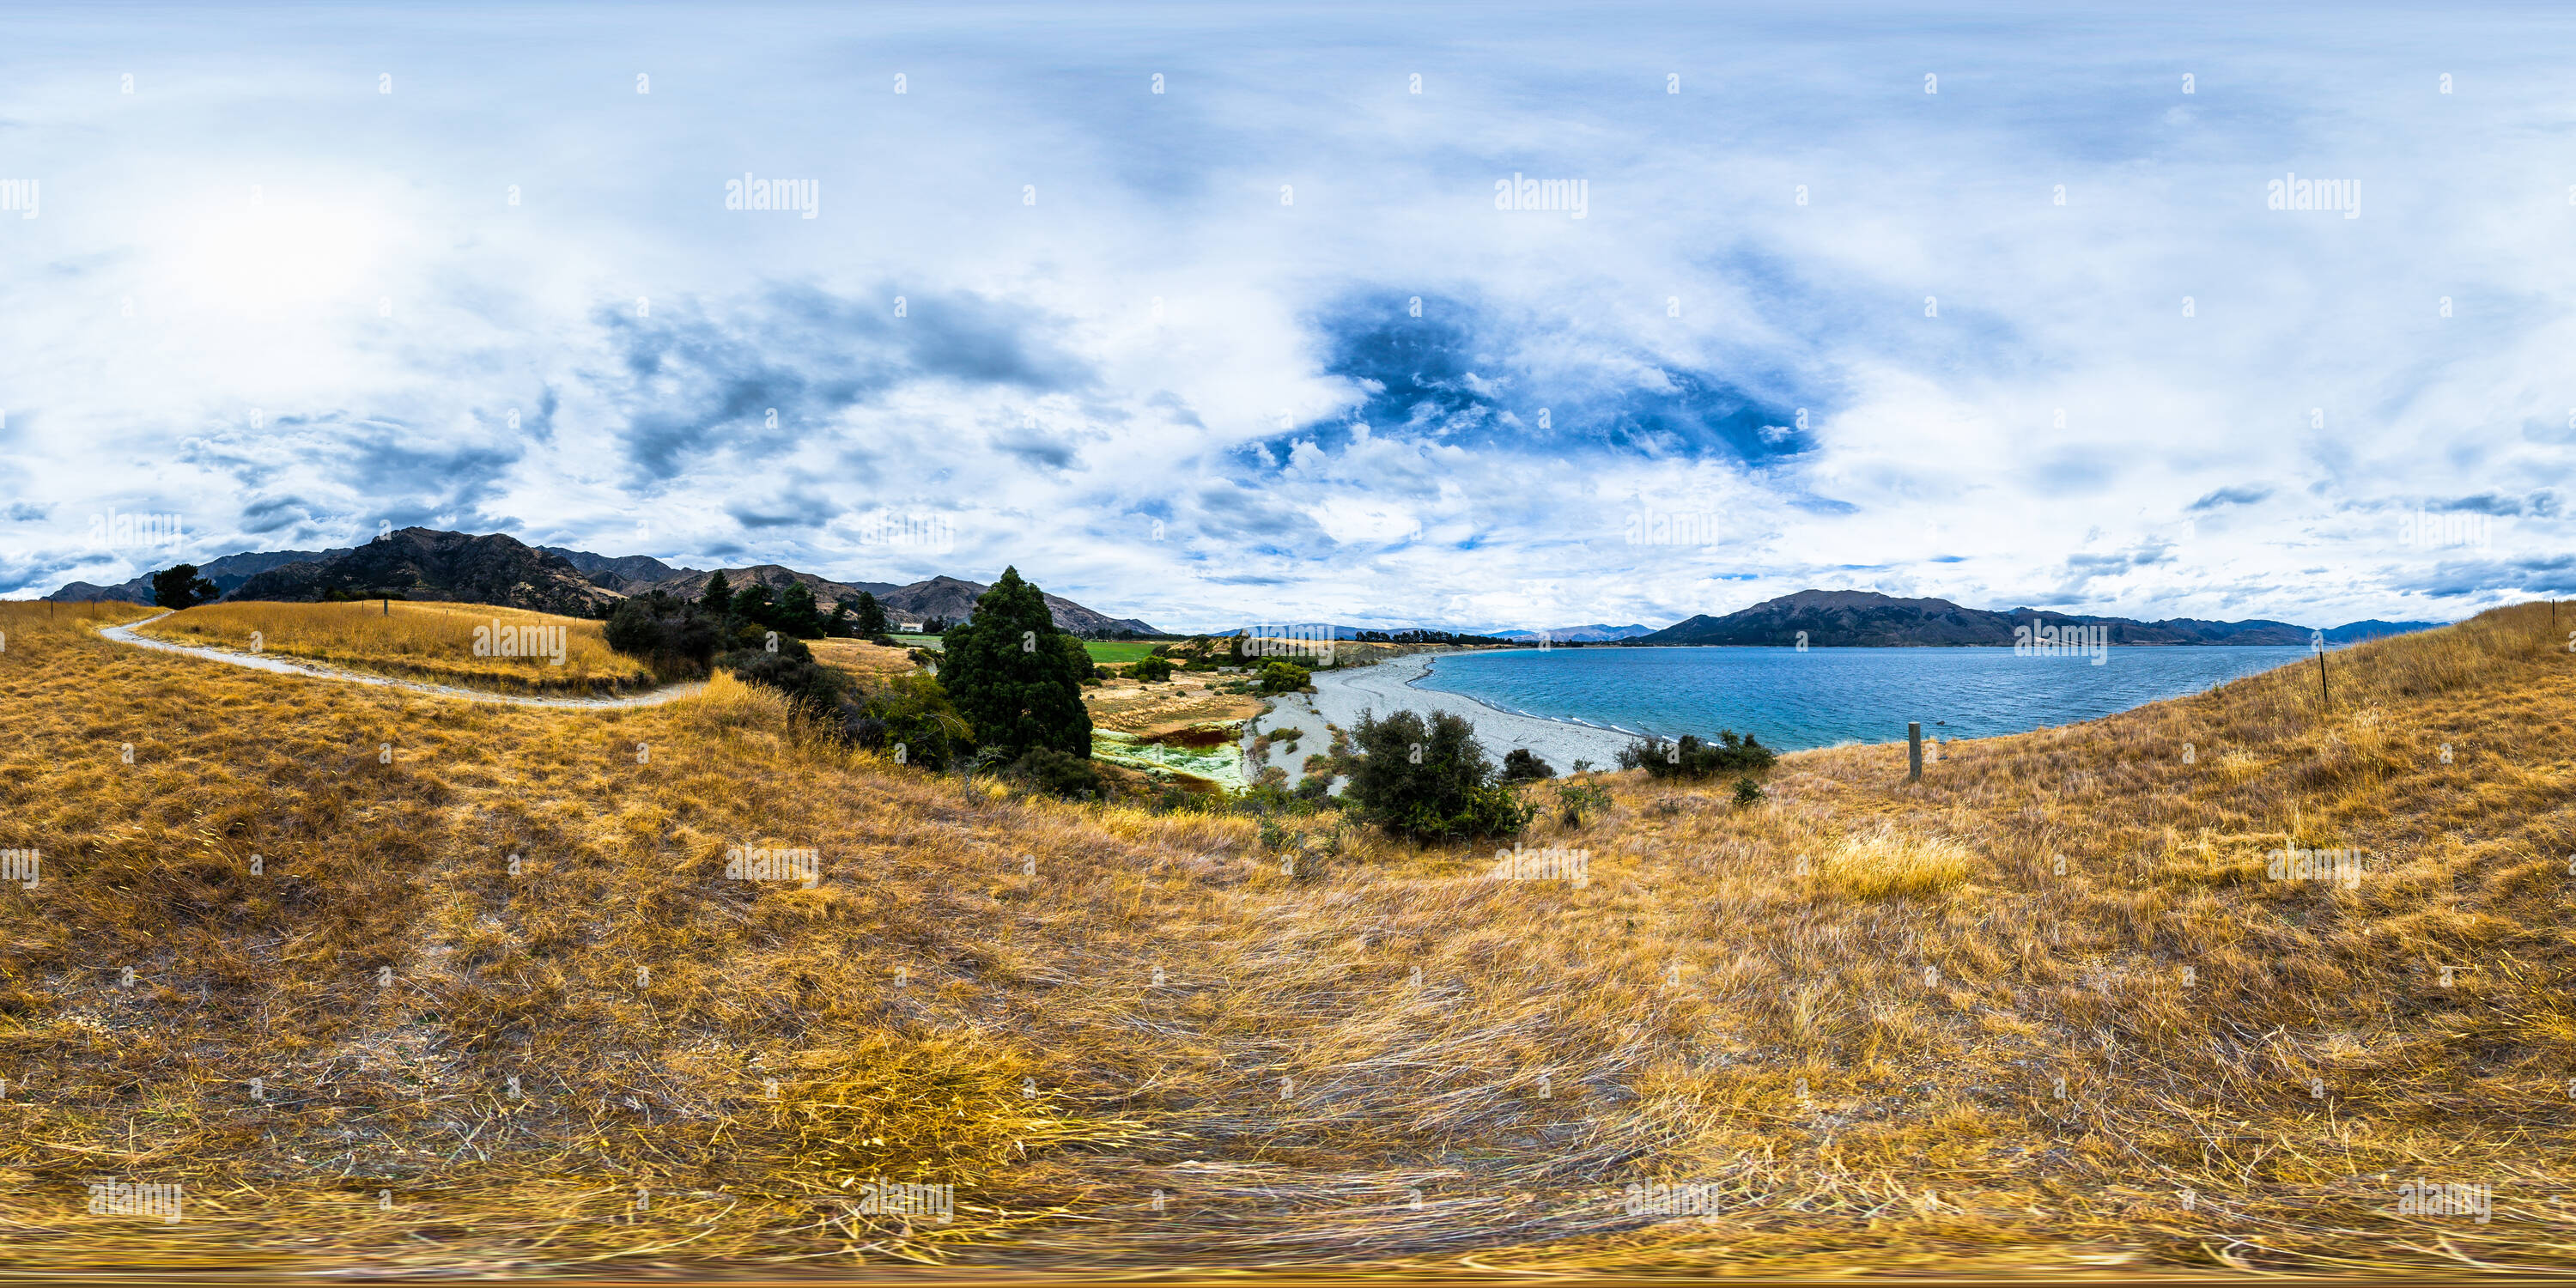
[133,599,656,695]
[1815,826,1973,898]
[0,598,2570,1274]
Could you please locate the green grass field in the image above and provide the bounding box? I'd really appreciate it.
[1079,640,1162,663]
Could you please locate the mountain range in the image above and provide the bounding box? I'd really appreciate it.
[50,528,1162,635]
[1637,589,2441,647]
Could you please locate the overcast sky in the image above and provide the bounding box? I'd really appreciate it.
[3,1,2569,631]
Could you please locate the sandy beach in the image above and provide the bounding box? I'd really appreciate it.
[1244,649,1637,780]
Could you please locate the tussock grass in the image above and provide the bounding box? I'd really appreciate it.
[1816,827,1973,898]
[0,598,2571,1273]
[134,599,655,694]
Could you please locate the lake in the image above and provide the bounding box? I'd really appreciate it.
[1408,645,2318,752]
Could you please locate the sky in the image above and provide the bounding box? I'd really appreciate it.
[2,0,2570,632]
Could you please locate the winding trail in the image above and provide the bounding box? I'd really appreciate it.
[97,611,707,710]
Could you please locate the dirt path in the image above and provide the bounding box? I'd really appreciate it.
[98,611,707,710]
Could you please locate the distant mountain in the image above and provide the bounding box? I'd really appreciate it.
[48,547,354,603]
[1492,623,1656,642]
[537,547,701,592]
[644,563,903,606]
[874,574,1158,636]
[1637,589,2442,647]
[68,532,1163,634]
[2324,619,2445,644]
[228,528,618,616]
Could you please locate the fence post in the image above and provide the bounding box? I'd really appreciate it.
[1908,721,1923,781]
[2317,651,2329,705]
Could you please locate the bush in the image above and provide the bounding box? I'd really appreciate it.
[1130,655,1175,683]
[1255,659,1312,694]
[1557,781,1612,826]
[1500,747,1555,781]
[719,638,845,712]
[1344,708,1536,842]
[1733,775,1766,806]
[605,592,720,676]
[839,673,972,770]
[1006,746,1103,799]
[1617,730,1777,780]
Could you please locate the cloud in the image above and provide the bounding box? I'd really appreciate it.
[2190,485,2274,511]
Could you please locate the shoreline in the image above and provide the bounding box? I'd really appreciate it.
[1245,649,1635,781]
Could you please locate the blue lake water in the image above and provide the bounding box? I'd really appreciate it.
[1409,646,2318,752]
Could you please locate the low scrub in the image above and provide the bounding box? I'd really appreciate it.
[1343,708,1536,841]
[1618,729,1777,779]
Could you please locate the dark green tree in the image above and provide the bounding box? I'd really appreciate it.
[854,591,889,637]
[936,567,1092,760]
[150,563,219,610]
[699,569,734,617]
[776,581,824,639]
[731,583,775,628]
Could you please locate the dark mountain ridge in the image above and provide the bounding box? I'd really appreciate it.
[55,530,1161,634]
[1637,589,2443,647]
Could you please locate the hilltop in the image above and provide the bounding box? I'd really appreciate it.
[1641,588,2441,647]
[0,598,2564,1273]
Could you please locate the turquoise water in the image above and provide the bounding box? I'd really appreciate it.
[1409,646,2318,752]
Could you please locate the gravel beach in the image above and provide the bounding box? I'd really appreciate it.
[1244,649,1636,780]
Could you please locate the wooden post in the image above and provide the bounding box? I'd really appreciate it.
[383,597,390,617]
[1908,721,1923,781]
[2317,651,2329,705]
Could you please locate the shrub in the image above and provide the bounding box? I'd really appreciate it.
[605,592,720,676]
[1130,655,1175,683]
[1006,746,1103,799]
[1732,775,1766,806]
[719,637,845,712]
[1557,781,1612,826]
[839,673,972,770]
[1500,747,1555,781]
[1344,708,1536,842]
[1617,730,1777,779]
[1255,659,1312,694]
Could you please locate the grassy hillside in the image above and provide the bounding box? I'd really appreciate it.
[0,598,2567,1273]
[133,600,656,695]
